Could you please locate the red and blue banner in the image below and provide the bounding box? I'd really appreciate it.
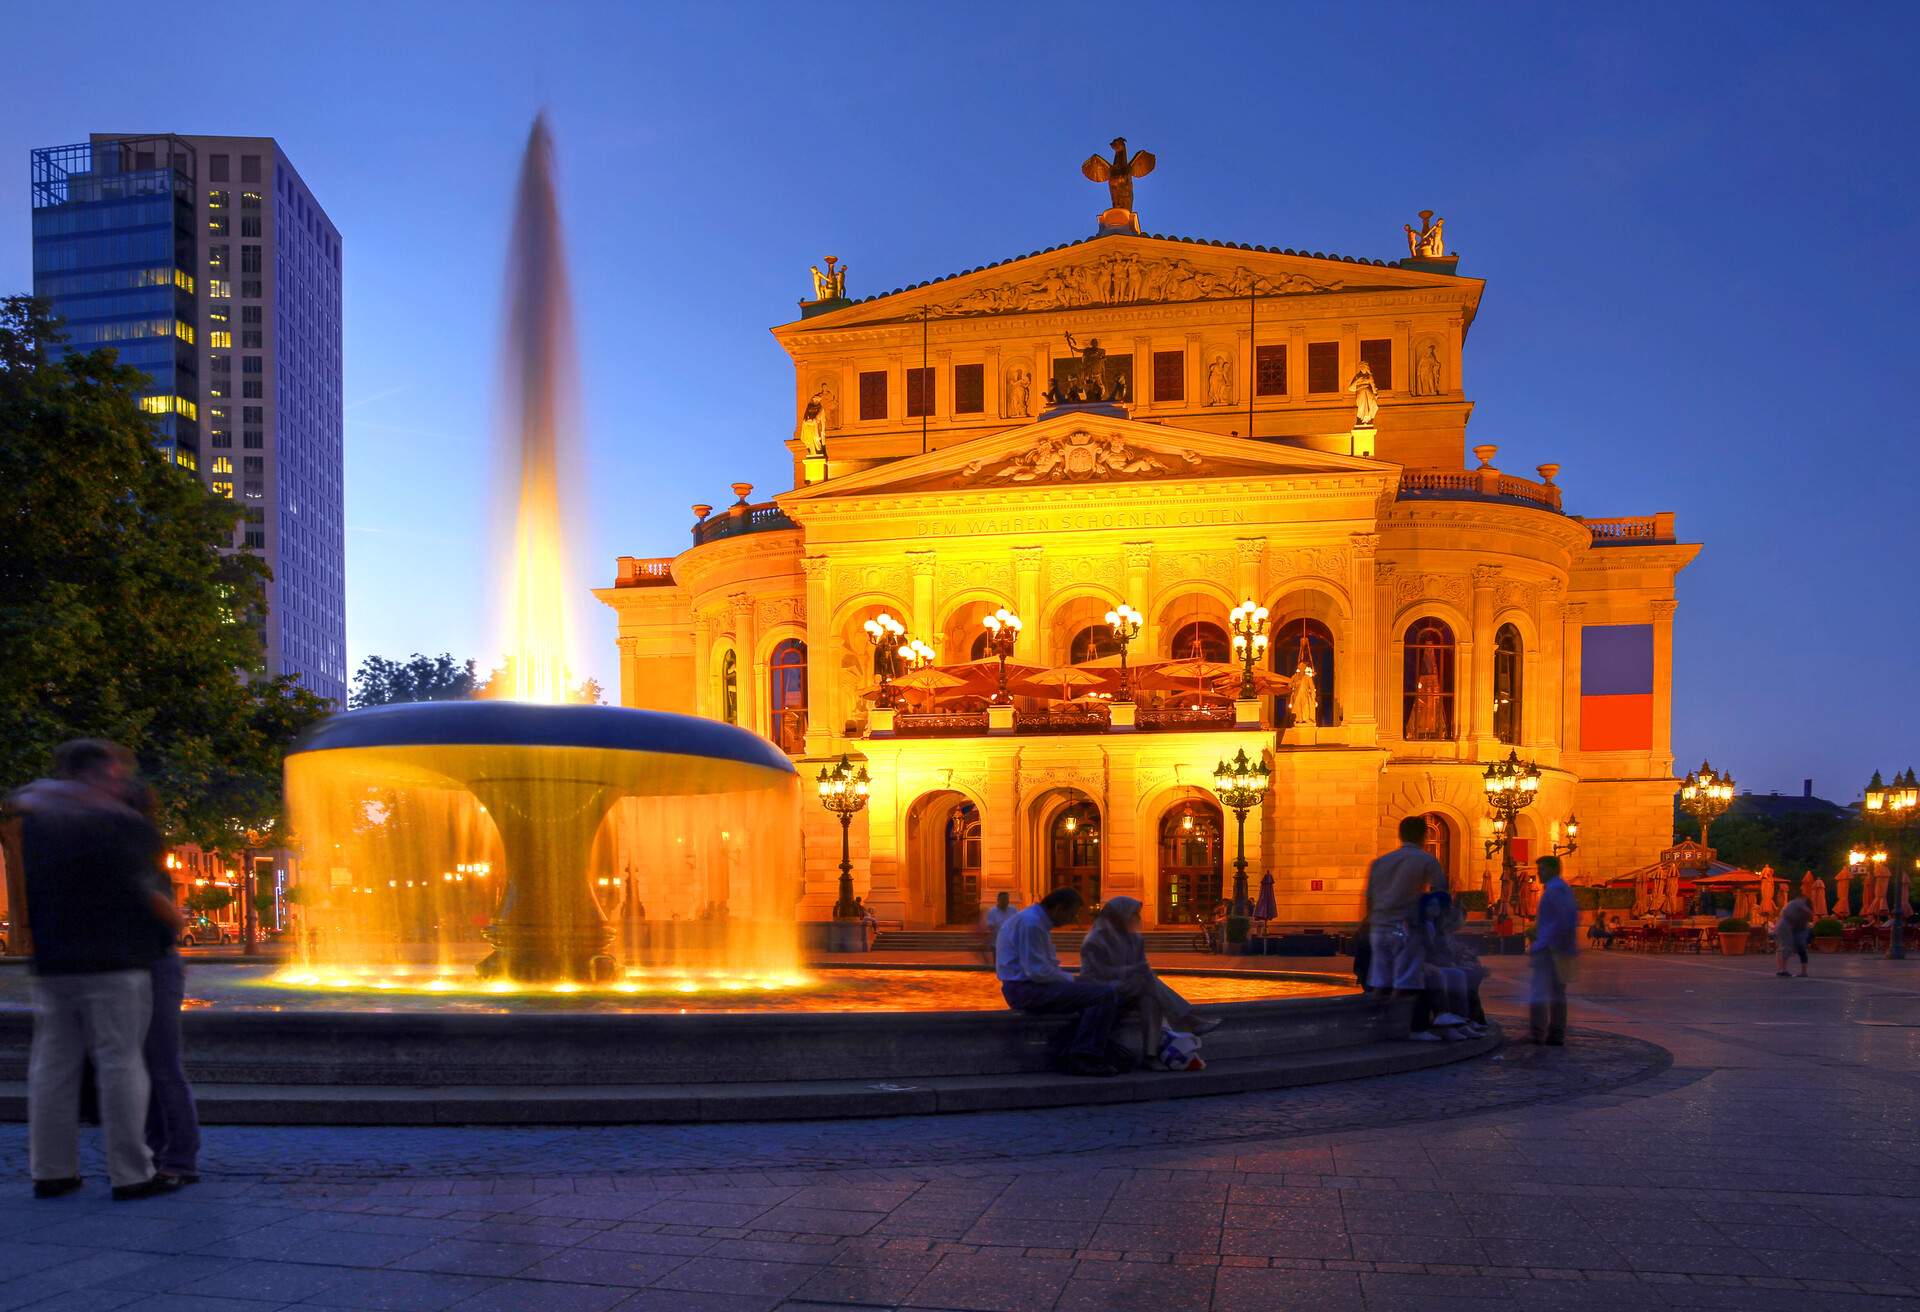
[1580,624,1653,751]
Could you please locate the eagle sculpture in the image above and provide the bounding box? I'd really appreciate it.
[1082,137,1155,213]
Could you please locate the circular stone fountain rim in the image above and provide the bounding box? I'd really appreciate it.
[288,701,795,775]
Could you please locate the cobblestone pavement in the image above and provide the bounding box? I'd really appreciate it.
[3,950,1919,1310]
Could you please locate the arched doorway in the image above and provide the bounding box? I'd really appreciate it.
[1048,799,1102,914]
[1421,812,1454,884]
[1158,800,1223,923]
[1273,618,1335,727]
[944,803,982,925]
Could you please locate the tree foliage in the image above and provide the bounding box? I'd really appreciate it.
[349,652,478,708]
[0,296,332,854]
[1672,800,1853,881]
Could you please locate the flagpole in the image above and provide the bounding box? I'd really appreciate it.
[1246,288,1255,440]
[921,307,930,455]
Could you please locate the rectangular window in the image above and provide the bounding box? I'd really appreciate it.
[212,480,233,498]
[242,405,263,423]
[241,330,262,349]
[1153,350,1184,402]
[243,429,263,449]
[242,381,263,398]
[905,367,934,418]
[240,246,261,274]
[207,190,228,209]
[240,216,261,238]
[1307,342,1341,393]
[241,306,261,325]
[1255,345,1288,396]
[1360,339,1392,391]
[208,245,227,269]
[241,191,261,210]
[241,155,261,183]
[210,430,231,448]
[240,281,261,299]
[211,456,234,475]
[208,407,229,426]
[208,280,230,299]
[243,456,264,475]
[208,216,228,236]
[243,480,264,499]
[244,529,265,549]
[242,356,263,374]
[209,331,232,349]
[209,155,229,183]
[211,355,231,374]
[209,382,228,399]
[953,362,984,414]
[858,369,887,421]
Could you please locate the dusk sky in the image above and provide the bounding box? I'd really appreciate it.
[3,3,1915,801]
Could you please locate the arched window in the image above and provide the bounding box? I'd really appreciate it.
[969,629,992,661]
[1069,623,1121,664]
[1170,620,1230,663]
[719,650,738,726]
[1402,619,1455,741]
[769,639,807,754]
[1421,812,1453,879]
[1493,623,1523,746]
[1273,618,1335,727]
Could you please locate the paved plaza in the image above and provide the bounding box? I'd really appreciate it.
[2,950,1918,1310]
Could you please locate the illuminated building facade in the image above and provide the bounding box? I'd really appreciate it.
[600,182,1697,927]
[30,133,346,704]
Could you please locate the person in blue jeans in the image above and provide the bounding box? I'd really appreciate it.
[996,887,1121,1077]
[1528,856,1579,1045]
[125,783,201,1183]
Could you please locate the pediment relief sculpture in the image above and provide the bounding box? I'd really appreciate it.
[959,429,1202,484]
[924,251,1347,320]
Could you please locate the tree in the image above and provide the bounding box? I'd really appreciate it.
[473,659,605,705]
[349,652,478,709]
[0,297,331,861]
[184,886,235,916]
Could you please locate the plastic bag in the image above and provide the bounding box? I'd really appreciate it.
[1159,1024,1205,1071]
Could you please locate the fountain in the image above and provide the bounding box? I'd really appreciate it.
[283,116,803,989]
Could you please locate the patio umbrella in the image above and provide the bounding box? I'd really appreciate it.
[1012,665,1115,701]
[1253,871,1277,923]
[1632,868,1650,918]
[1135,660,1241,696]
[891,667,969,711]
[1810,873,1829,918]
[1832,867,1852,918]
[944,656,1044,699]
[1215,669,1290,697]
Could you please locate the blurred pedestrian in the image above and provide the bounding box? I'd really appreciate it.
[1775,891,1813,979]
[12,740,185,1200]
[124,783,199,1182]
[1365,815,1448,1041]
[1078,895,1222,1065]
[979,891,1016,965]
[1528,855,1578,1045]
[998,887,1121,1076]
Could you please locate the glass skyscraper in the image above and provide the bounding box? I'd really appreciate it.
[30,132,346,704]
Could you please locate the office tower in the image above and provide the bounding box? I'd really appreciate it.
[31,133,346,704]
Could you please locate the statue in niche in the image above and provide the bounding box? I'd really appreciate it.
[1205,353,1234,406]
[1406,641,1447,739]
[1110,369,1130,403]
[799,384,833,455]
[1286,653,1319,728]
[1081,137,1156,213]
[808,255,847,300]
[1404,211,1445,259]
[1348,361,1379,428]
[1005,364,1031,417]
[1063,331,1105,399]
[1413,341,1444,396]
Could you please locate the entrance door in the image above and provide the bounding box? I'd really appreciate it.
[944,804,981,925]
[1158,802,1223,923]
[1048,801,1101,915]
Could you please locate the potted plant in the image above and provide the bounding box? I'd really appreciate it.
[1811,918,1844,953]
[1717,916,1750,956]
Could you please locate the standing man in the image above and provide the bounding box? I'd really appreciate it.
[1774,888,1814,979]
[11,740,184,1200]
[1365,816,1449,1038]
[997,887,1121,1076]
[1529,855,1579,1045]
[981,891,1016,965]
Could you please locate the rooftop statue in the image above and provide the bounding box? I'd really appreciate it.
[808,255,848,301]
[1404,211,1446,259]
[1082,137,1156,214]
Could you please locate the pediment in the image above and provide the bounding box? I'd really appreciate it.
[782,234,1477,331]
[780,413,1395,505]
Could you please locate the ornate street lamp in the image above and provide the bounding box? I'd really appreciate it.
[816,754,870,920]
[1551,815,1580,858]
[981,608,1023,705]
[1104,602,1143,702]
[1228,600,1270,700]
[1679,759,1736,850]
[1482,750,1542,915]
[1212,747,1271,916]
[1861,767,1918,961]
[862,612,906,708]
[899,637,936,671]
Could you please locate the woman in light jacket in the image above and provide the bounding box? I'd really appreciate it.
[1078,897,1221,1063]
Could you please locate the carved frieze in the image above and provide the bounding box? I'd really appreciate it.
[1270,545,1351,579]
[1393,572,1471,610]
[755,597,804,628]
[1155,549,1238,585]
[939,560,1015,598]
[925,252,1348,319]
[959,428,1202,484]
[830,562,912,601]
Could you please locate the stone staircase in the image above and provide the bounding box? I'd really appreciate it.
[871,927,1202,954]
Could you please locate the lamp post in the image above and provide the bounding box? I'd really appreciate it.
[982,608,1023,705]
[1679,760,1736,851]
[1861,768,1918,961]
[816,754,870,920]
[862,611,906,708]
[1228,600,1270,700]
[1482,750,1541,916]
[1212,747,1270,916]
[1551,815,1580,859]
[1104,602,1142,702]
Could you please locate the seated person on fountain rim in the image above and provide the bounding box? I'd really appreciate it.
[997,887,1123,1077]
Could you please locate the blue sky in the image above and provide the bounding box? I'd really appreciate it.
[3,2,1915,801]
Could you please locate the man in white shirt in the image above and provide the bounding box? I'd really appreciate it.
[1528,855,1578,1045]
[996,887,1121,1076]
[981,892,1016,965]
[1365,815,1449,1003]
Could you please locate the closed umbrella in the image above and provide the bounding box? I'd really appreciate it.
[1253,871,1277,922]
[1832,867,1852,918]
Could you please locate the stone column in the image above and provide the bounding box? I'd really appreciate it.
[1539,580,1564,759]
[1183,332,1202,409]
[985,345,1002,419]
[692,612,716,720]
[1288,324,1307,403]
[1470,564,1502,754]
[1447,314,1466,395]
[1650,598,1678,776]
[886,352,905,433]
[1013,546,1044,664]
[1033,342,1050,409]
[729,592,759,739]
[907,550,937,644]
[1392,319,1411,394]
[1123,542,1154,655]
[1340,321,1358,390]
[1561,601,1587,754]
[1234,327,1252,434]
[1375,560,1399,743]
[1234,537,1265,606]
[934,348,952,422]
[1347,534,1379,742]
[802,555,833,755]
[1132,335,1151,407]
